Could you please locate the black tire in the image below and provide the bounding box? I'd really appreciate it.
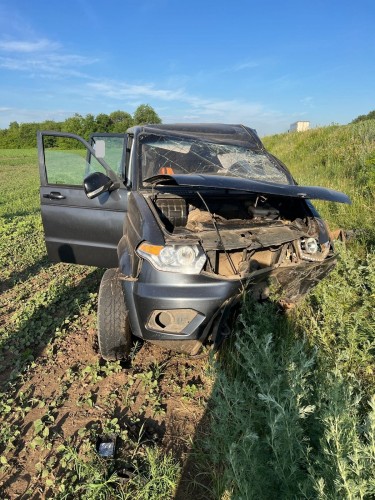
[97,268,132,360]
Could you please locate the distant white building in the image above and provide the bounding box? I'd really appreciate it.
[289,121,310,132]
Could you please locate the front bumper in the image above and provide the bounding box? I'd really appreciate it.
[122,261,241,342]
[122,255,336,343]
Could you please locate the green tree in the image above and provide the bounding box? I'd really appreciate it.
[19,122,39,147]
[9,121,19,131]
[351,109,375,124]
[8,121,21,147]
[0,121,21,147]
[38,120,63,148]
[62,113,86,137]
[82,113,96,138]
[133,104,161,125]
[0,106,162,148]
[109,110,133,132]
[39,120,63,131]
[95,113,112,132]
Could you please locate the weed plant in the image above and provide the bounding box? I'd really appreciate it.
[49,443,180,499]
[202,262,375,498]
[198,122,375,498]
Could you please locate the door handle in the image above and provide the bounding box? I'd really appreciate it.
[43,191,66,200]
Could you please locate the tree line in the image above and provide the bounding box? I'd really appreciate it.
[351,109,375,124]
[0,104,161,148]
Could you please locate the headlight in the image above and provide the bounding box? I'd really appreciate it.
[303,237,319,254]
[299,238,330,262]
[137,242,206,274]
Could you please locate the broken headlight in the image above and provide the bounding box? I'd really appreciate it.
[137,242,206,274]
[298,237,330,262]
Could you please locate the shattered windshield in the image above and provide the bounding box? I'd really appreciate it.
[139,134,291,185]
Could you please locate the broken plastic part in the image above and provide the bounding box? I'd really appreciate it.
[147,309,199,333]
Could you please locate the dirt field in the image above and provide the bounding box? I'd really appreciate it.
[1,265,211,497]
[0,150,213,497]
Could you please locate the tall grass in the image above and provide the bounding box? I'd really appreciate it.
[202,247,375,499]
[263,121,375,245]
[199,122,375,498]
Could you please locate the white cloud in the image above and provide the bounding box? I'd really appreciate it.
[85,78,289,135]
[0,36,97,81]
[87,82,186,101]
[232,61,260,71]
[0,107,74,128]
[0,38,60,53]
[87,80,266,120]
[0,55,95,79]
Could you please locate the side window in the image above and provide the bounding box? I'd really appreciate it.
[91,136,125,178]
[44,136,107,186]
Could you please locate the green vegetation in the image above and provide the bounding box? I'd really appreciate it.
[199,261,375,498]
[264,121,375,246]
[0,120,374,498]
[0,149,185,497]
[195,121,375,498]
[352,109,375,124]
[0,104,161,149]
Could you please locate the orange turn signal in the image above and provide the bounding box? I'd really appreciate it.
[137,242,163,256]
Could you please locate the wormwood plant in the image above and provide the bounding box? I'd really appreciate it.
[202,243,375,499]
[203,300,318,499]
[296,244,375,387]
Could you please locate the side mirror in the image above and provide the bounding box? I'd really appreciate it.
[84,172,114,199]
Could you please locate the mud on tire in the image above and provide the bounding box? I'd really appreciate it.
[97,268,132,360]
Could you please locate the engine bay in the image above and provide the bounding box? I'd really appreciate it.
[146,191,332,279]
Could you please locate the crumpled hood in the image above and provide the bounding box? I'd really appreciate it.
[144,174,351,204]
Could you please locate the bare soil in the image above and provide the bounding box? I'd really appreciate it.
[0,320,212,498]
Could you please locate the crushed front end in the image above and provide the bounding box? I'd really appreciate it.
[119,125,350,353]
[122,187,337,354]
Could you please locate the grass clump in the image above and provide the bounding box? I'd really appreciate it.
[51,443,180,499]
[296,244,375,387]
[205,301,316,499]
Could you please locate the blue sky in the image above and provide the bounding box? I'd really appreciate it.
[0,0,374,136]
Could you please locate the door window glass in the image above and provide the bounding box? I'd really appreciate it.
[91,136,125,177]
[44,136,107,186]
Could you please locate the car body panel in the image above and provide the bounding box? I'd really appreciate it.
[38,131,128,267]
[144,174,351,204]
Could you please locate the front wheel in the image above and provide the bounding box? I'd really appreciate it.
[97,268,132,360]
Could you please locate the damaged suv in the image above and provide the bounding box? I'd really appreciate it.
[37,124,350,359]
